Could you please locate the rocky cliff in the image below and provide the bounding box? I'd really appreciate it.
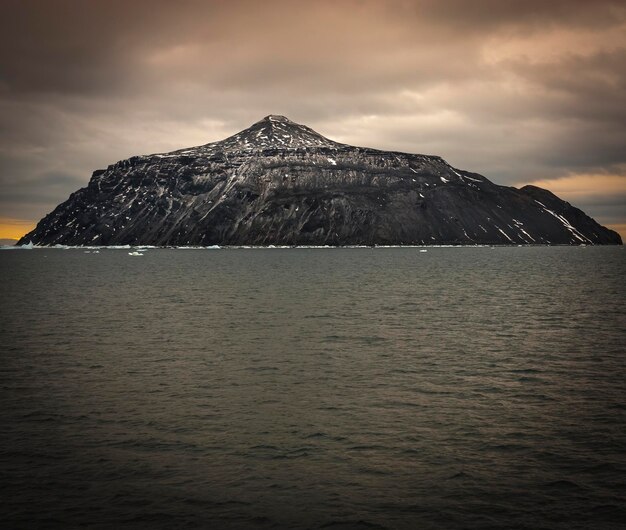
[19,115,622,246]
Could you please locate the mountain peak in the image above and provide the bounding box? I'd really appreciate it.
[210,115,342,151]
[262,114,292,123]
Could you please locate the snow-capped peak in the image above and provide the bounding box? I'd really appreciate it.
[217,115,342,150]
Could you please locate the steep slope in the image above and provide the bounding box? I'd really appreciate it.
[19,115,621,246]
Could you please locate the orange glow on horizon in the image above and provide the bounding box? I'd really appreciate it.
[520,174,626,199]
[0,218,36,240]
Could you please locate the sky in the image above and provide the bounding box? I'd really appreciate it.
[1,0,625,240]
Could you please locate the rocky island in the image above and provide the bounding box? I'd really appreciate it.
[19,115,622,246]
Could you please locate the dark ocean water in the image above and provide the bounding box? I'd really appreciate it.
[1,246,625,529]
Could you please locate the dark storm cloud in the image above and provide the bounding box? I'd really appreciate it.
[1,0,625,235]
[3,0,621,96]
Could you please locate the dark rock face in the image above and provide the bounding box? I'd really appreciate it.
[20,115,622,246]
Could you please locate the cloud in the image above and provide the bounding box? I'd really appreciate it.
[0,0,625,234]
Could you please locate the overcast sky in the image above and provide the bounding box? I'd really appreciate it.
[1,0,625,239]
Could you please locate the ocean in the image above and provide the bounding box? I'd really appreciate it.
[1,246,625,529]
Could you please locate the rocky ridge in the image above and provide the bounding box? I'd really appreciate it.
[19,115,622,246]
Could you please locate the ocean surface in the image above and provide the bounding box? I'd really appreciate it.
[1,246,625,529]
